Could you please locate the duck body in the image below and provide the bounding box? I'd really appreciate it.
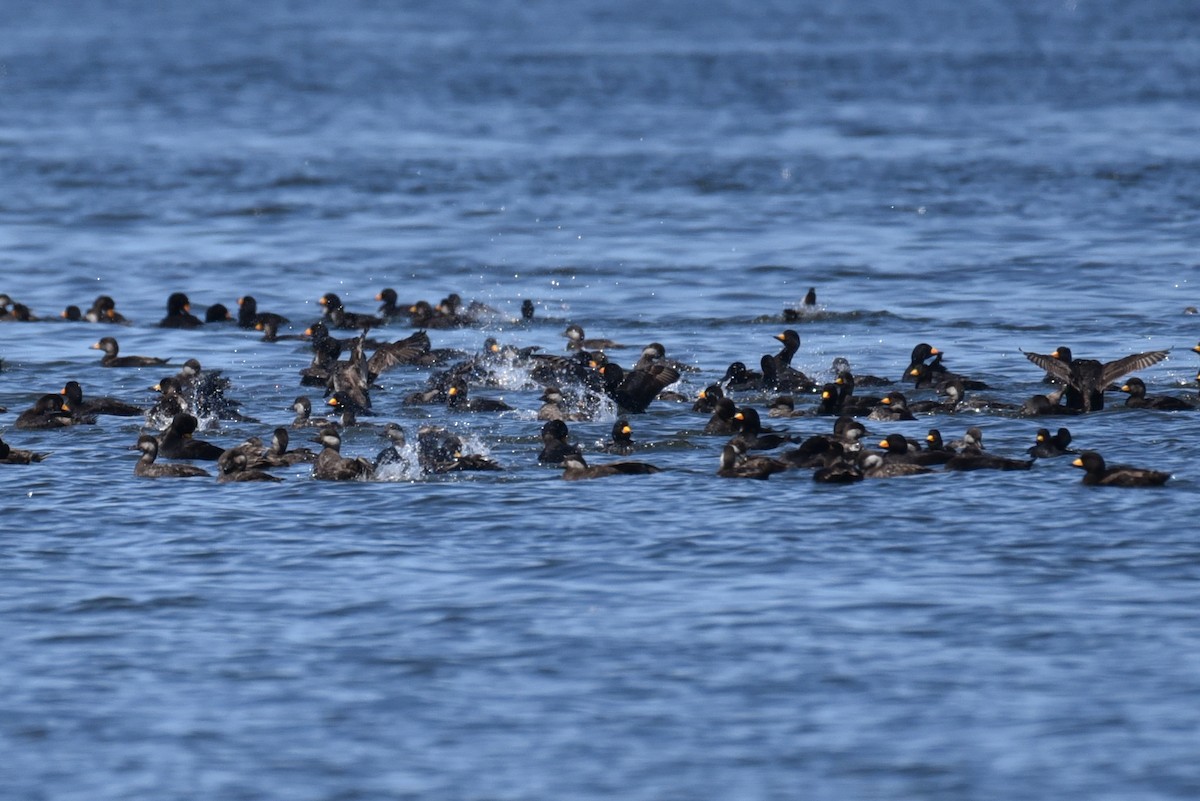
[92,337,170,368]
[559,453,660,480]
[1073,451,1170,487]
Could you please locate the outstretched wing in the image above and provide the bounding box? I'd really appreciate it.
[1022,350,1072,383]
[367,330,431,377]
[1101,349,1170,385]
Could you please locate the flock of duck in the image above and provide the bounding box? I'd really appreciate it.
[0,289,1195,487]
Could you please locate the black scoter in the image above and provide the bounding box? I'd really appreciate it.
[1023,345,1169,412]
[559,453,660,480]
[159,292,203,328]
[1072,451,1170,487]
[91,337,169,368]
[132,435,211,478]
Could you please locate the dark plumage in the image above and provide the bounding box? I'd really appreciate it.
[538,419,582,464]
[1018,386,1078,417]
[730,407,793,451]
[60,381,143,418]
[175,358,254,423]
[372,423,415,477]
[258,428,316,467]
[812,445,864,483]
[447,380,513,413]
[15,394,87,430]
[291,396,331,428]
[599,362,680,414]
[767,396,807,418]
[600,418,637,455]
[693,384,724,414]
[1027,427,1075,459]
[204,304,233,323]
[375,288,407,318]
[829,357,890,387]
[256,319,304,343]
[218,451,284,483]
[1023,345,1169,412]
[832,371,882,416]
[879,433,952,467]
[859,453,932,478]
[91,337,169,368]
[319,292,381,330]
[943,452,1034,472]
[1072,451,1170,487]
[720,361,764,392]
[559,453,660,480]
[1118,377,1194,411]
[132,435,211,478]
[158,413,225,461]
[311,427,374,481]
[946,426,985,454]
[84,295,127,324]
[159,292,203,329]
[716,443,788,480]
[564,324,624,351]
[867,391,916,422]
[0,436,50,464]
[146,376,190,425]
[237,295,289,330]
[366,330,433,377]
[771,329,800,366]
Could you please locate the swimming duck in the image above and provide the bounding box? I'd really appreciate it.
[1027,427,1075,458]
[131,435,211,478]
[447,380,512,413]
[291,396,332,429]
[716,442,789,480]
[859,452,933,478]
[720,361,765,392]
[375,288,408,318]
[867,392,916,422]
[0,436,50,464]
[693,384,724,414]
[59,381,143,418]
[767,396,807,418]
[216,451,284,483]
[15,394,88,430]
[84,295,127,324]
[1118,377,1194,411]
[237,295,289,330]
[158,413,225,461]
[730,407,794,451]
[204,304,233,323]
[564,324,625,351]
[600,419,637,455]
[559,453,660,480]
[159,292,203,329]
[255,319,304,342]
[829,356,890,387]
[1072,451,1170,487]
[537,419,582,464]
[310,427,374,481]
[879,433,952,467]
[91,337,170,368]
[319,292,381,330]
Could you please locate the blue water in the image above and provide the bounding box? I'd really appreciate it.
[3,1,1200,798]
